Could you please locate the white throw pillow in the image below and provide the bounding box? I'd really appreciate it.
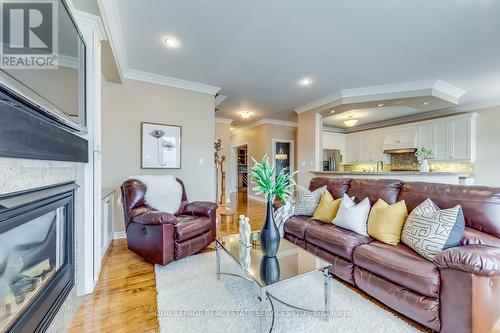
[129,175,183,214]
[333,194,371,236]
[293,186,326,216]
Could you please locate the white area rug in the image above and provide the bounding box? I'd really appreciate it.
[155,252,421,333]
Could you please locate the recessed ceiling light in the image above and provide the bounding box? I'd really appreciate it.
[240,111,251,119]
[421,101,430,105]
[162,36,180,48]
[230,127,234,131]
[377,103,385,107]
[330,110,335,114]
[298,78,313,86]
[344,116,359,128]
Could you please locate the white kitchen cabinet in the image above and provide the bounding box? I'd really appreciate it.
[359,132,374,162]
[372,131,391,163]
[432,115,476,161]
[417,123,434,150]
[322,131,347,160]
[346,134,361,163]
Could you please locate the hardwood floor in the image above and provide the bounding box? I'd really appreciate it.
[70,188,427,332]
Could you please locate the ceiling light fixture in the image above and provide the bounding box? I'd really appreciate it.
[421,101,430,105]
[377,103,385,107]
[298,77,313,86]
[240,111,251,119]
[162,36,180,48]
[230,127,234,131]
[344,116,359,128]
[330,110,336,114]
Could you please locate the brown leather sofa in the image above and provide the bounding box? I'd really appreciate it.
[283,177,500,333]
[121,178,217,265]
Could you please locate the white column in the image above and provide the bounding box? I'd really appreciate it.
[74,11,105,296]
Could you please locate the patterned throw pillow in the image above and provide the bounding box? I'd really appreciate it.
[274,199,294,237]
[401,198,465,261]
[293,186,326,216]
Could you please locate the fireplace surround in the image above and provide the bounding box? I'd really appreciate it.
[0,182,76,333]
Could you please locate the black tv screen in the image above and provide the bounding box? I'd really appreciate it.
[0,0,86,132]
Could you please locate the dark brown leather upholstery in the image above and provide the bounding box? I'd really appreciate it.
[354,242,440,297]
[283,216,322,240]
[354,267,441,332]
[433,245,500,276]
[348,179,404,204]
[309,177,352,198]
[282,177,500,332]
[305,224,372,260]
[398,182,500,238]
[307,243,356,284]
[121,178,216,265]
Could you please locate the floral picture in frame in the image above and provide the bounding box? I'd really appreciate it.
[141,122,181,169]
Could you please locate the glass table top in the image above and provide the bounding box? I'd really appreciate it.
[216,231,330,287]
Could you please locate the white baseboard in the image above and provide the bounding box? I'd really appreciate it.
[113,231,126,240]
[248,194,267,203]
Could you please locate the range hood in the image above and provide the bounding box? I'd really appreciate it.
[383,128,417,154]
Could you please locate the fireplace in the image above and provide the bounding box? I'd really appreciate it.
[0,183,76,333]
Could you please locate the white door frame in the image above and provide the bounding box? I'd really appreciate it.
[272,139,295,176]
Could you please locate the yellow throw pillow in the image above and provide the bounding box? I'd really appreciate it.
[312,191,342,223]
[368,199,408,245]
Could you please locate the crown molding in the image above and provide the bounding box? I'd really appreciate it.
[215,117,233,124]
[231,118,297,135]
[215,94,228,107]
[294,80,467,114]
[124,69,221,95]
[74,10,106,41]
[97,0,221,95]
[97,0,128,74]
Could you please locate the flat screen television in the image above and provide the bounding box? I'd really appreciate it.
[0,0,86,132]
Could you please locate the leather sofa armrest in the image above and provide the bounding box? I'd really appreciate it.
[132,210,177,225]
[433,245,500,277]
[182,201,217,217]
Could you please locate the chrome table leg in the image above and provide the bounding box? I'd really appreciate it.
[216,241,221,280]
[324,268,331,318]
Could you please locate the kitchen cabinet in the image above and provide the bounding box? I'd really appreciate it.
[345,132,390,163]
[341,113,476,165]
[346,134,361,163]
[432,115,476,161]
[417,123,434,150]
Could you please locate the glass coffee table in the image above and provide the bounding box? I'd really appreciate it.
[215,231,332,332]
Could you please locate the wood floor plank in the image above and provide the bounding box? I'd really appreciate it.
[69,189,427,332]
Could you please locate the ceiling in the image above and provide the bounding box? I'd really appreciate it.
[103,0,500,126]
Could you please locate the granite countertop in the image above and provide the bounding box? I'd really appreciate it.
[102,187,115,199]
[311,170,474,177]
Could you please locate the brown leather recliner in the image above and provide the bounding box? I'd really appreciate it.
[120,178,217,265]
[283,177,500,333]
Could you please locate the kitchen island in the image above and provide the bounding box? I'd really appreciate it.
[311,170,474,185]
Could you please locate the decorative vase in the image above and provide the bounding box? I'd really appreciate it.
[420,159,429,172]
[259,200,280,257]
[259,256,280,285]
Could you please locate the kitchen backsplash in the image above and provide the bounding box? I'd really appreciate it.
[342,152,474,173]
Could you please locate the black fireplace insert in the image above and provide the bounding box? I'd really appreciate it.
[0,183,76,333]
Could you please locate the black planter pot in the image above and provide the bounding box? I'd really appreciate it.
[259,256,280,285]
[259,200,280,257]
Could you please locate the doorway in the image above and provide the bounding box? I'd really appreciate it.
[272,139,294,180]
[235,145,248,199]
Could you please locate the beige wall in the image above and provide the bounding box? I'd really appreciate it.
[230,123,297,199]
[475,106,500,186]
[297,111,322,187]
[215,121,232,202]
[102,79,215,232]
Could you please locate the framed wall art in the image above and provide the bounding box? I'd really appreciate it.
[141,122,182,169]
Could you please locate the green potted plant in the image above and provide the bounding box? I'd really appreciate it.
[415,147,433,172]
[250,155,297,257]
